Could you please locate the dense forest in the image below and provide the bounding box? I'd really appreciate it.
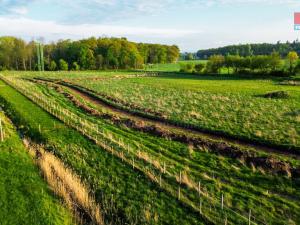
[197,41,300,59]
[0,36,180,71]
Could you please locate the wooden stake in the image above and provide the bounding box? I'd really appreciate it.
[199,199,202,214]
[0,119,3,142]
[179,170,182,184]
[159,174,162,187]
[221,193,224,210]
[248,209,251,225]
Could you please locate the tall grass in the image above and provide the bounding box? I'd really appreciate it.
[23,138,104,225]
[0,112,75,225]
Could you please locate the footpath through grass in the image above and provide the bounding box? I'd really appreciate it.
[0,111,74,225]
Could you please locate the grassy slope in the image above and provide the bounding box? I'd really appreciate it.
[0,80,205,225]
[6,77,300,224]
[69,74,300,150]
[0,111,74,225]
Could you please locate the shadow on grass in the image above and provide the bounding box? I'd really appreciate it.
[153,71,293,82]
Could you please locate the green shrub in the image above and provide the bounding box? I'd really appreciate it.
[194,63,205,73]
[59,59,68,71]
[48,61,57,71]
[72,62,80,71]
[179,63,194,73]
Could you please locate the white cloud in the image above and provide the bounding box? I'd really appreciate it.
[9,6,28,15]
[0,0,298,51]
[203,0,300,5]
[0,17,200,41]
[0,0,34,15]
[1,0,299,24]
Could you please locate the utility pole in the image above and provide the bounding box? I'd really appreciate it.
[36,41,44,72]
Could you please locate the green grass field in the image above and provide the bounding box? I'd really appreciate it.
[144,60,207,72]
[0,111,74,225]
[0,71,299,224]
[56,73,300,150]
[0,78,208,225]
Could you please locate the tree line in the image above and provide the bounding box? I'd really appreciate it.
[196,41,300,59]
[0,36,180,71]
[180,51,299,76]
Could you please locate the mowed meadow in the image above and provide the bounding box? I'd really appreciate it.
[0,70,299,225]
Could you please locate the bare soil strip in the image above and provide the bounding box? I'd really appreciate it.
[55,79,300,157]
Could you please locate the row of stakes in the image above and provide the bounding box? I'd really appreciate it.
[2,76,257,225]
[42,92,255,225]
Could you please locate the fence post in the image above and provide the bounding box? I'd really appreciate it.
[221,193,224,210]
[179,170,182,184]
[0,118,3,142]
[159,174,162,187]
[248,209,251,225]
[199,199,202,214]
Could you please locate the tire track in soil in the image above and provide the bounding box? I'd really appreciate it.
[60,81,300,159]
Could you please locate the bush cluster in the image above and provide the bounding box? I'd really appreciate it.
[181,51,300,76]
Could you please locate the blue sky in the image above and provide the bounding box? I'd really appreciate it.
[0,0,300,51]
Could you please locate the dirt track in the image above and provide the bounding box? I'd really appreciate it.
[58,80,300,159]
[28,77,300,176]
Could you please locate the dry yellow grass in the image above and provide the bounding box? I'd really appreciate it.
[0,112,13,141]
[23,138,104,225]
